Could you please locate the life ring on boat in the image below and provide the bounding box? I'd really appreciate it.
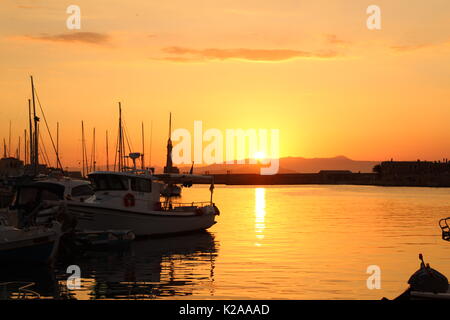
[123,193,135,207]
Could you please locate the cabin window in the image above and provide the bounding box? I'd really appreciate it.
[16,187,39,206]
[41,189,61,201]
[130,178,152,193]
[72,185,94,197]
[90,175,128,191]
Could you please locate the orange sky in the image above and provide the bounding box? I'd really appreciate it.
[1,0,450,168]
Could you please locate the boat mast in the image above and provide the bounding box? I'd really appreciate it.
[17,136,20,160]
[56,122,59,169]
[81,121,85,177]
[118,102,123,172]
[8,121,11,157]
[141,122,145,170]
[28,99,33,166]
[2,139,6,158]
[149,120,153,168]
[106,130,109,171]
[31,76,39,176]
[24,129,27,165]
[92,127,96,171]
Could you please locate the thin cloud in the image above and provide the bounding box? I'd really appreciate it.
[17,5,45,9]
[160,46,339,62]
[23,32,110,45]
[390,39,450,52]
[390,44,431,52]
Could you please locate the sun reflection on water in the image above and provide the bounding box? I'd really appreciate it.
[255,188,266,246]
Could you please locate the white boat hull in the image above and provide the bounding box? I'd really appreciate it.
[68,203,217,237]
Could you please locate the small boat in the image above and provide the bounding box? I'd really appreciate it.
[72,229,135,250]
[0,215,61,264]
[390,254,450,300]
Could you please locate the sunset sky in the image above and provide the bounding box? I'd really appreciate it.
[1,0,450,168]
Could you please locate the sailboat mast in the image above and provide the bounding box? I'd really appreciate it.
[106,130,109,171]
[8,121,11,157]
[118,102,123,172]
[24,129,27,165]
[149,120,153,168]
[31,76,39,176]
[28,99,33,166]
[92,127,96,171]
[81,121,85,177]
[56,122,59,169]
[141,122,145,170]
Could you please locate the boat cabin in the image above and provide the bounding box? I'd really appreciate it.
[88,172,162,208]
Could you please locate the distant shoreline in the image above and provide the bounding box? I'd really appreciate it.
[198,173,450,188]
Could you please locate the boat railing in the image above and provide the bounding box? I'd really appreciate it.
[439,217,450,241]
[162,201,212,211]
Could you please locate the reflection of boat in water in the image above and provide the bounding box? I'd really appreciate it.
[0,265,63,299]
[57,231,218,299]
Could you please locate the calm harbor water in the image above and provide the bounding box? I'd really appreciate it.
[3,185,450,299]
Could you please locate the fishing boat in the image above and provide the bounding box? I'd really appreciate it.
[0,216,61,264]
[67,105,220,237]
[0,181,65,264]
[67,168,219,237]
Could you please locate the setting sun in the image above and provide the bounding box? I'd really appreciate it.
[253,151,267,161]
